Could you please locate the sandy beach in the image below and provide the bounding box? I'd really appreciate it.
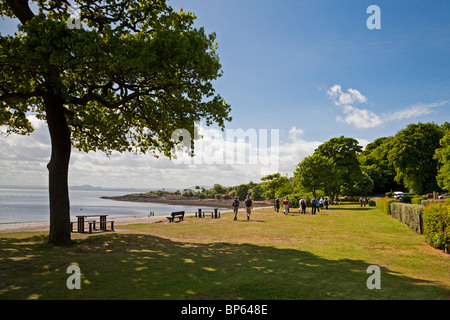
[0,192,274,234]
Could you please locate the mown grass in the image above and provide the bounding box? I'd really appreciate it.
[0,203,449,300]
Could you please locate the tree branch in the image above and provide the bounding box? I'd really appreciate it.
[0,90,42,101]
[5,0,35,24]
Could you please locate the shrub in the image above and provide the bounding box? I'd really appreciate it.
[401,195,412,203]
[285,193,301,208]
[421,199,446,206]
[423,202,450,252]
[284,193,316,209]
[411,196,426,205]
[390,203,424,234]
[376,197,399,215]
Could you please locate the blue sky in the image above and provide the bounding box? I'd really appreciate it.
[1,0,450,189]
[170,0,450,142]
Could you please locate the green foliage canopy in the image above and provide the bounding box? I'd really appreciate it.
[435,127,450,191]
[294,154,336,198]
[0,0,231,156]
[359,137,401,194]
[388,123,442,194]
[314,136,366,199]
[261,173,291,199]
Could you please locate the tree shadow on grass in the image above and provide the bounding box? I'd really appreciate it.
[0,233,448,300]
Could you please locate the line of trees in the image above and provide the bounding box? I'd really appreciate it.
[292,122,450,200]
[168,121,450,203]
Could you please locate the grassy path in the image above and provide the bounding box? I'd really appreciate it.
[1,203,449,299]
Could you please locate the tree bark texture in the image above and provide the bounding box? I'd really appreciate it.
[44,93,72,244]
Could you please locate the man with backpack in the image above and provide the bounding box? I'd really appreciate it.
[299,197,307,214]
[282,197,289,214]
[311,197,318,215]
[232,196,240,220]
[245,195,253,220]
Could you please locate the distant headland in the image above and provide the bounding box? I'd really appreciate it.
[101,193,273,209]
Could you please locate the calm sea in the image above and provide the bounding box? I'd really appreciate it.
[0,186,220,224]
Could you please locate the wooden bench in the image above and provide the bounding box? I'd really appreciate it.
[166,211,185,223]
[88,220,115,233]
[70,219,97,232]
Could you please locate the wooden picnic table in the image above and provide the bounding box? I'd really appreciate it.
[73,214,112,233]
[195,208,221,219]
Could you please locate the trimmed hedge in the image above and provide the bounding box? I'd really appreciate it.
[377,198,450,252]
[376,197,399,215]
[421,198,450,206]
[411,196,426,205]
[423,202,450,253]
[390,203,424,234]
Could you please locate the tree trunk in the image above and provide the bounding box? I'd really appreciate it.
[45,93,72,245]
[5,1,72,244]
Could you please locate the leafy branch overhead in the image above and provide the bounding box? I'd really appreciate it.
[0,0,231,156]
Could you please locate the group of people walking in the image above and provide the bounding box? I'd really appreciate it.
[275,196,331,215]
[232,194,337,221]
[232,195,253,220]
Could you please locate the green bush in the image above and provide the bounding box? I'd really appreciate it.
[376,197,399,215]
[401,195,413,203]
[411,196,426,205]
[390,203,424,234]
[283,193,316,209]
[423,202,450,252]
[421,199,446,206]
[284,193,302,208]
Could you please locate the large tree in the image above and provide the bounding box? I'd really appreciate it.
[435,124,450,192]
[388,123,442,194]
[260,172,291,199]
[0,0,231,244]
[314,136,365,200]
[294,154,336,198]
[359,137,402,194]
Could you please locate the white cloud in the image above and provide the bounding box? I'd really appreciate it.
[337,105,383,129]
[278,127,322,174]
[347,88,368,104]
[1,114,325,189]
[327,84,381,129]
[327,85,368,106]
[326,84,447,129]
[386,100,448,122]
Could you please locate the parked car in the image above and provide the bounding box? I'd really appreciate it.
[439,193,450,199]
[393,191,404,199]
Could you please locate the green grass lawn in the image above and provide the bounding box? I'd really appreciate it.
[0,203,449,300]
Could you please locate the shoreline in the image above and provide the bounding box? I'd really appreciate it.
[101,194,273,209]
[0,214,178,234]
[0,205,273,234]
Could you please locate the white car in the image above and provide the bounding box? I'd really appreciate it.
[393,191,404,199]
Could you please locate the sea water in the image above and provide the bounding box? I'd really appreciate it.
[0,186,220,224]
